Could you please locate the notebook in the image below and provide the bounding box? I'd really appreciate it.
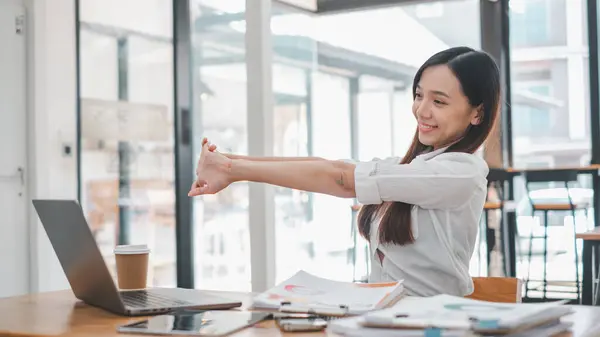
[249,270,405,316]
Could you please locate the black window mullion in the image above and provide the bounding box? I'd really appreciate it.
[173,0,194,289]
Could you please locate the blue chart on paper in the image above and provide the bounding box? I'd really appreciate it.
[443,304,512,312]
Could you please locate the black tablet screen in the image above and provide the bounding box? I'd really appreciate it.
[120,310,271,336]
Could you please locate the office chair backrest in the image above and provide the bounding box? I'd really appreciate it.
[522,169,580,209]
[466,277,522,303]
[486,168,510,183]
[485,169,510,202]
[522,169,579,183]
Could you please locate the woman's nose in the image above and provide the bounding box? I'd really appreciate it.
[416,101,433,119]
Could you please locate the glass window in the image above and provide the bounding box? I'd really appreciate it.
[78,0,176,287]
[510,0,551,46]
[270,4,356,283]
[358,76,394,161]
[270,0,482,283]
[512,84,553,137]
[510,0,592,300]
[271,0,481,159]
[271,65,354,283]
[374,0,482,157]
[190,0,251,292]
[306,72,353,281]
[272,63,313,283]
[510,0,590,170]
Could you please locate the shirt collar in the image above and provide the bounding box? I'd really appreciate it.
[417,146,449,161]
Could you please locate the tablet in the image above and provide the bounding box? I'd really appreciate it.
[117,310,271,336]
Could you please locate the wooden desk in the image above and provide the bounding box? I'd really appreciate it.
[505,165,600,173]
[1,290,600,337]
[577,227,600,241]
[577,227,600,306]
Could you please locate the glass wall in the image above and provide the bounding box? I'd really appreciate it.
[358,76,395,161]
[301,72,353,281]
[189,0,251,292]
[509,0,593,300]
[78,0,176,287]
[271,62,314,283]
[510,0,591,170]
[268,7,354,283]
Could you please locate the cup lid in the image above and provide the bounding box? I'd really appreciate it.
[114,244,150,255]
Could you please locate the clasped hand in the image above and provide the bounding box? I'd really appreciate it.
[188,138,233,197]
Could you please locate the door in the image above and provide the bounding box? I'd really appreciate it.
[0,2,28,298]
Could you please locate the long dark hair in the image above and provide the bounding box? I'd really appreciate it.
[357,46,500,245]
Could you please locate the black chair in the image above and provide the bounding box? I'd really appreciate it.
[520,169,589,302]
[481,168,511,275]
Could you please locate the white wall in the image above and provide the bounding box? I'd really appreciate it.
[25,0,77,293]
[0,0,28,298]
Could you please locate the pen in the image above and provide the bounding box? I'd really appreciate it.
[279,301,350,316]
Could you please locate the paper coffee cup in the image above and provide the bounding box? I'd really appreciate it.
[114,244,150,290]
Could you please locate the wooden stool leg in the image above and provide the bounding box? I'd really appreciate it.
[481,210,487,275]
[486,226,496,275]
[542,210,549,300]
[594,244,600,306]
[572,208,581,303]
[525,212,535,299]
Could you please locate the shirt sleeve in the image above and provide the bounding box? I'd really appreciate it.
[339,157,401,165]
[353,153,488,209]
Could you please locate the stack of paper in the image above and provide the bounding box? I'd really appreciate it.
[328,294,574,336]
[329,317,572,337]
[249,270,405,316]
[328,316,476,337]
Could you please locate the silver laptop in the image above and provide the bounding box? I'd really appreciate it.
[32,199,242,316]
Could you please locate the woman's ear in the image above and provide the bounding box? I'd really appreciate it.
[470,105,483,126]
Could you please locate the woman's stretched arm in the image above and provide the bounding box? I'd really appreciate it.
[223,153,326,162]
[202,137,326,162]
[189,142,357,197]
[230,159,357,198]
[191,141,487,209]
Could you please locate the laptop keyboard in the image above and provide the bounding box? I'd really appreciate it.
[120,290,191,308]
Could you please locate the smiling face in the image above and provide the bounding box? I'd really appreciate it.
[412,65,482,149]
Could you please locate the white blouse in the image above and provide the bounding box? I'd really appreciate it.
[352,147,489,297]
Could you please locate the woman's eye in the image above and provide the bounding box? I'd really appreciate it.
[415,93,423,99]
[434,100,446,105]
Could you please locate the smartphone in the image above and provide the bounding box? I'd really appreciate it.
[276,317,328,332]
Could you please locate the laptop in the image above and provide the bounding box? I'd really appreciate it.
[32,199,242,316]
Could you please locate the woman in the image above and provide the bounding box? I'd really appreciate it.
[189,46,500,297]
